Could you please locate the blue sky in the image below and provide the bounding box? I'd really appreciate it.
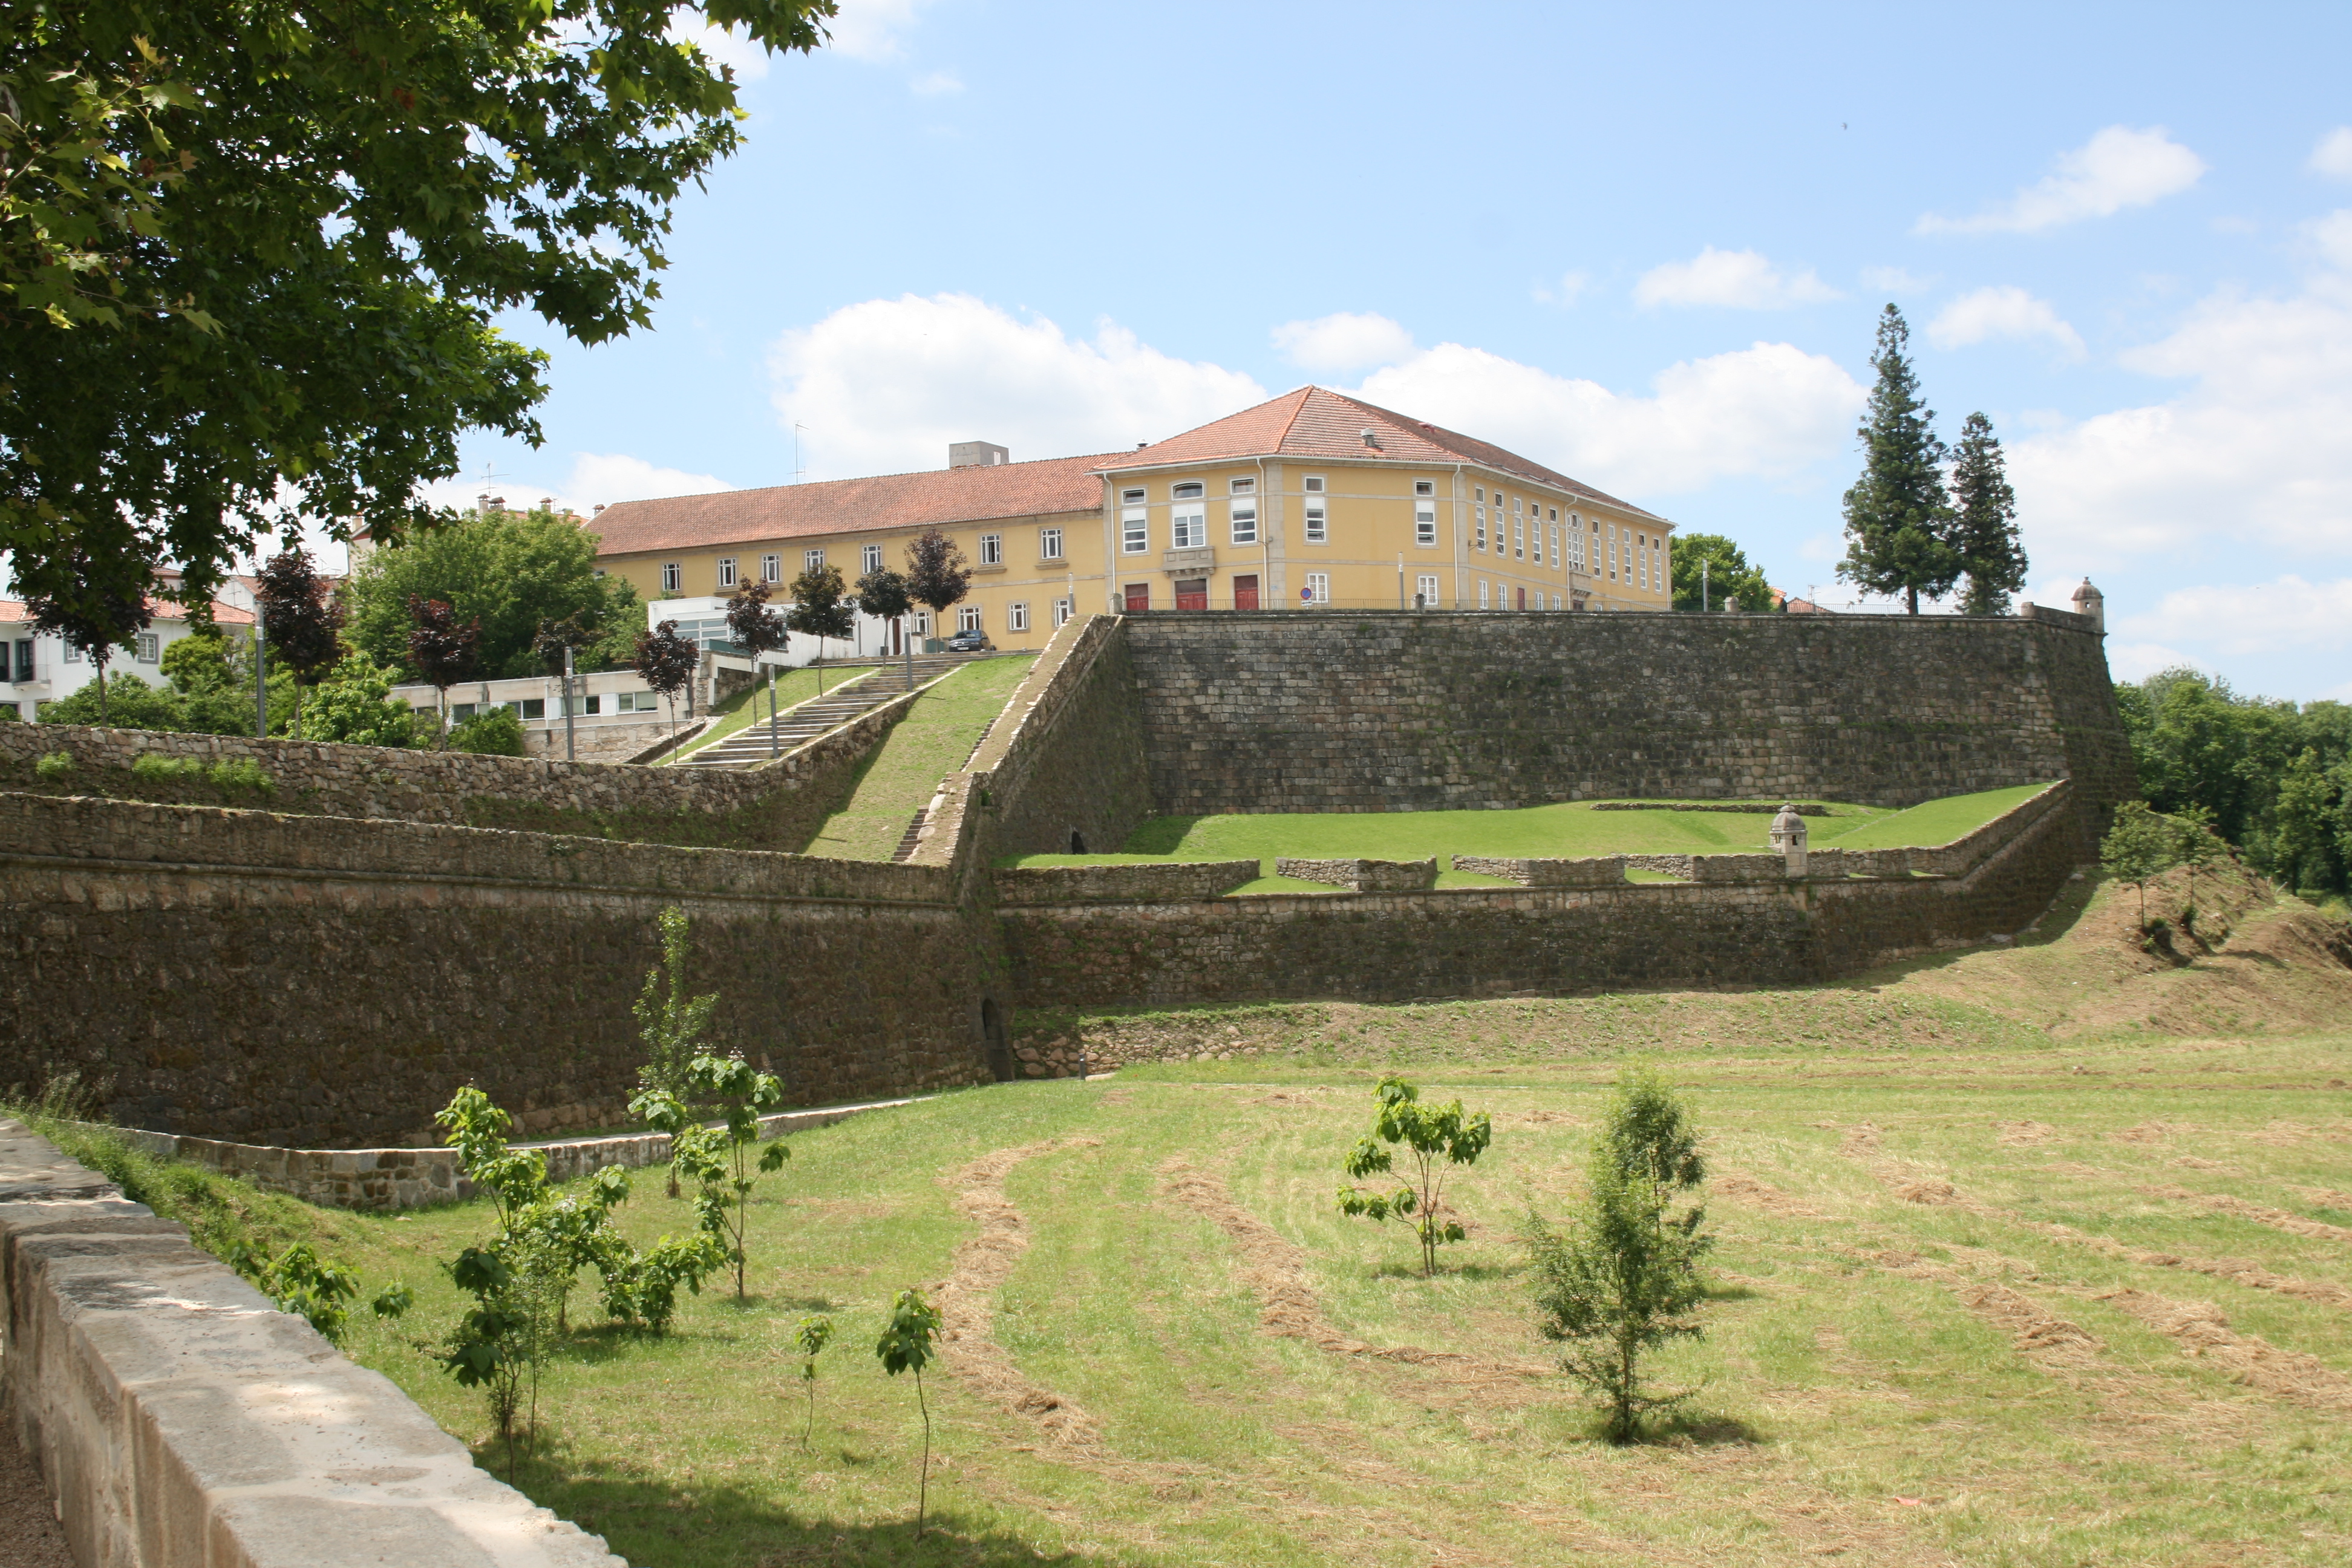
[436,1,2352,702]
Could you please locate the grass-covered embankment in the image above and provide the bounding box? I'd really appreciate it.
[800,655,1037,860]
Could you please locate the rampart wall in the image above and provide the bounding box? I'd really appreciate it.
[999,779,2081,1007]
[1119,607,2132,831]
[0,791,992,1145]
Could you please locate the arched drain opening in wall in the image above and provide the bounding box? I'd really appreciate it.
[1069,830,1086,854]
[981,998,1015,1082]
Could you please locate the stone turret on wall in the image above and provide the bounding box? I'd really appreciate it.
[2071,578,2105,632]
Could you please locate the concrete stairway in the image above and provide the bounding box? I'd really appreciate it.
[673,654,981,768]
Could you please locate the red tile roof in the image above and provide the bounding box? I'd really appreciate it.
[0,597,252,626]
[589,451,1117,557]
[1099,387,1662,520]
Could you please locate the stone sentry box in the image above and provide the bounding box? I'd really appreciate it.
[0,1119,622,1566]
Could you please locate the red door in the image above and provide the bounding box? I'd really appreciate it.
[1123,583,1150,613]
[1175,578,1208,611]
[1232,573,1259,610]
[1515,586,1527,610]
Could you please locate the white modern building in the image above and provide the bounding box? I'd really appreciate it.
[0,592,254,722]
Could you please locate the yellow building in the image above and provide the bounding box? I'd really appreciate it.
[588,387,1674,646]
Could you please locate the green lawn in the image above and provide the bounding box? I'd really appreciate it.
[44,869,2352,1566]
[1812,781,2057,851]
[800,656,1039,860]
[661,665,880,764]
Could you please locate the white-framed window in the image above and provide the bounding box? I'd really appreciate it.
[661,561,681,593]
[1478,580,1491,610]
[64,642,82,663]
[1474,489,1486,552]
[862,543,882,574]
[134,632,158,663]
[1547,526,1558,567]
[914,610,932,635]
[803,548,825,573]
[1039,527,1063,560]
[563,693,604,717]
[1514,506,1525,560]
[1608,528,1618,580]
[1171,499,1206,549]
[1053,597,1073,628]
[1303,474,1324,494]
[760,553,782,583]
[717,557,738,587]
[1305,572,1330,603]
[1414,479,1436,497]
[1416,572,1440,606]
[1415,496,1437,546]
[958,606,983,632]
[1121,488,1148,554]
[1229,478,1257,545]
[978,532,1003,566]
[1303,495,1327,543]
[1008,601,1030,632]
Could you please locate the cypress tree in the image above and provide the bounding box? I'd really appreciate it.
[1948,411,2027,616]
[1839,305,1957,614]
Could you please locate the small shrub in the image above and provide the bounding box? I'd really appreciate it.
[131,753,207,782]
[447,705,526,756]
[792,1314,835,1448]
[875,1287,944,1540]
[1335,1074,1493,1276]
[34,750,76,781]
[209,757,273,794]
[631,1051,789,1299]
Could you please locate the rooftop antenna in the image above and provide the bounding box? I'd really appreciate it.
[473,459,505,515]
[794,423,808,485]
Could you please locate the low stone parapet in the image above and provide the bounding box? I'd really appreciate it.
[0,1119,623,1566]
[1275,856,1439,892]
[992,860,1259,906]
[1450,854,1627,887]
[85,1097,920,1212]
[1687,852,1791,884]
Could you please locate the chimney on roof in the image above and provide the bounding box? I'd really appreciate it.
[592,503,606,517]
[1137,440,1148,449]
[1361,427,1382,449]
[539,497,553,514]
[948,440,1008,469]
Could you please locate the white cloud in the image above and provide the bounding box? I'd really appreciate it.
[668,12,771,82]
[1926,286,2086,359]
[1917,126,2206,235]
[1860,266,1936,295]
[825,0,929,62]
[767,294,1266,479]
[1633,247,1841,309]
[2311,127,2352,179]
[1350,339,1866,497]
[910,69,962,96]
[2106,642,2205,684]
[2008,263,2352,562]
[2309,209,2352,270]
[417,454,731,521]
[2117,575,2352,660]
[1534,270,1592,307]
[1270,312,1417,373]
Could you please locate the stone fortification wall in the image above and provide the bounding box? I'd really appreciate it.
[1117,610,2129,829]
[1275,857,1439,892]
[1451,854,1628,887]
[0,1120,622,1566]
[993,860,1258,907]
[999,781,2079,1007]
[1,792,991,1145]
[0,678,923,852]
[962,615,1155,863]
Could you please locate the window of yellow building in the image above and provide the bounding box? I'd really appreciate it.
[1229,479,1257,544]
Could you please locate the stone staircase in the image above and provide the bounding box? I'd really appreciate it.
[671,654,982,768]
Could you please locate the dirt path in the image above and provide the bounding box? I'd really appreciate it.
[938,1137,1104,1444]
[0,1432,70,1568]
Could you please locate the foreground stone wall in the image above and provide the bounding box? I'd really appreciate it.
[1118,609,2129,829]
[0,1120,622,1566]
[1000,782,2080,1007]
[1,792,993,1145]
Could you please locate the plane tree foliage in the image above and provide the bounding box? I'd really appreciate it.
[1,0,835,625]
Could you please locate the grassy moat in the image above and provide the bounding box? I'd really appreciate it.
[34,860,2351,1566]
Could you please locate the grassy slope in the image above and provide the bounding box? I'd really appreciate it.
[660,665,872,764]
[239,863,2352,1566]
[1814,781,2057,851]
[799,656,1037,860]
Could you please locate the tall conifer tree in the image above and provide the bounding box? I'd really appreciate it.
[1947,411,2027,616]
[1839,305,1957,613]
